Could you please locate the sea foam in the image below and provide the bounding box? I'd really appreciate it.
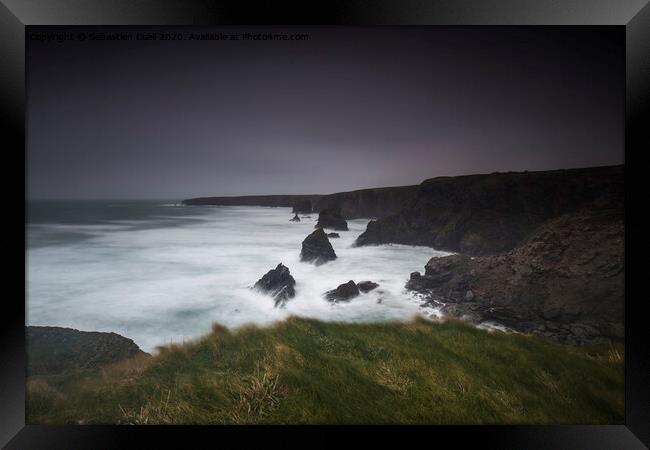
[27,205,451,352]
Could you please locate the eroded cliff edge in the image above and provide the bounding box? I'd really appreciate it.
[182,185,418,220]
[406,204,624,344]
[355,165,623,256]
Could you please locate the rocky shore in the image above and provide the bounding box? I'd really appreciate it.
[406,205,624,345]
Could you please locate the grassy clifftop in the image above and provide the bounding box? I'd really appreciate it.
[27,317,624,425]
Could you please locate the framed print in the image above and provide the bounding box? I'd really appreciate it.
[1,0,648,448]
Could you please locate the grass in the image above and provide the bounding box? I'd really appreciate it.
[26,317,624,425]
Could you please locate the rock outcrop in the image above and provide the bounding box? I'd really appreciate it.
[253,263,296,307]
[327,232,340,238]
[357,281,379,293]
[325,280,360,302]
[315,205,348,231]
[300,228,337,265]
[290,214,301,222]
[406,205,624,345]
[292,200,313,214]
[356,165,623,256]
[313,185,418,219]
[26,326,150,376]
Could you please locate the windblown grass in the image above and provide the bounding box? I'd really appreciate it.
[26,317,624,424]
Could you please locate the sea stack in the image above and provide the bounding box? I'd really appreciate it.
[315,205,348,231]
[253,263,296,307]
[300,228,337,265]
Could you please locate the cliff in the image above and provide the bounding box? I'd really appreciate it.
[355,165,623,256]
[406,204,624,344]
[27,326,150,376]
[312,185,418,219]
[182,185,418,219]
[182,194,322,210]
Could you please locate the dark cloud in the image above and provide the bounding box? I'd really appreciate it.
[27,27,624,199]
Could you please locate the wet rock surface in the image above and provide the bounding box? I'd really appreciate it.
[357,281,379,292]
[327,232,340,238]
[325,280,360,302]
[253,263,297,307]
[315,205,348,231]
[300,228,337,265]
[290,214,301,222]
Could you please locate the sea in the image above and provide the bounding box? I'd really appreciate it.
[26,200,452,352]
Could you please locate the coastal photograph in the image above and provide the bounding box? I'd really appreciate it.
[26,26,624,424]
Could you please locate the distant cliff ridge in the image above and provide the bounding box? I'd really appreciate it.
[183,165,623,256]
[183,185,418,220]
[355,165,624,256]
[182,194,323,209]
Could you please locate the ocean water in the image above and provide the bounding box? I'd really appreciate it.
[26,200,452,352]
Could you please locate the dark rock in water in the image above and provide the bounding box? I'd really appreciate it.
[293,200,313,214]
[357,281,379,292]
[253,263,296,307]
[327,232,340,238]
[325,280,360,302]
[300,228,337,265]
[315,205,348,231]
[405,206,624,345]
[290,214,301,222]
[26,326,150,376]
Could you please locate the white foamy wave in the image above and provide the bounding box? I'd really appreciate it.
[27,206,452,352]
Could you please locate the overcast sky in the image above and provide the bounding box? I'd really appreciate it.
[27,26,624,199]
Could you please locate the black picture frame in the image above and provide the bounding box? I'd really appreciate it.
[2,1,648,448]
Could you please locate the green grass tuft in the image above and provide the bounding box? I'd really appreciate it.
[26,317,624,424]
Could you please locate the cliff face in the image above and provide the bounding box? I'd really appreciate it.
[355,165,624,256]
[182,195,322,209]
[406,205,624,344]
[182,185,419,220]
[312,185,418,219]
[27,326,149,375]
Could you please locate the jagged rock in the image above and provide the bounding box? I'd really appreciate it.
[26,326,150,376]
[290,214,301,222]
[327,232,340,238]
[300,228,337,265]
[406,207,624,345]
[293,200,313,214]
[357,281,379,292]
[315,205,348,231]
[253,263,296,307]
[325,280,360,302]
